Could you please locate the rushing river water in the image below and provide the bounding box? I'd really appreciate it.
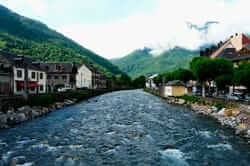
[0,90,250,166]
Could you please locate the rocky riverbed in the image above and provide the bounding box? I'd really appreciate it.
[0,99,77,129]
[148,90,250,144]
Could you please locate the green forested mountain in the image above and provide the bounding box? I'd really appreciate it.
[0,5,122,76]
[111,47,199,78]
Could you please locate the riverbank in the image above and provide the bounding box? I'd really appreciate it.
[0,88,125,129]
[145,88,250,144]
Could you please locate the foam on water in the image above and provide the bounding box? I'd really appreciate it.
[159,149,189,166]
[16,162,34,166]
[207,143,233,150]
[199,131,213,138]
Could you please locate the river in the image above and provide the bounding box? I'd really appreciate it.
[0,90,249,166]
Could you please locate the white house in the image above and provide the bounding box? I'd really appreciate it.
[76,64,92,89]
[146,74,158,89]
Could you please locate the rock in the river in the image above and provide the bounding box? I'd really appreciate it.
[31,110,40,118]
[16,113,27,123]
[55,103,64,109]
[64,99,75,106]
[177,99,185,105]
[217,108,225,116]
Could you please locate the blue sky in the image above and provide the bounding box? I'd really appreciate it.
[0,0,249,59]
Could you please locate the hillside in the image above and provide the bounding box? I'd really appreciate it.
[111,47,199,78]
[0,5,121,76]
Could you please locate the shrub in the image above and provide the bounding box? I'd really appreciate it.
[214,102,225,111]
[180,95,200,103]
[28,94,53,107]
[69,90,89,101]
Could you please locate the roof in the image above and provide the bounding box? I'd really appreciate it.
[40,62,75,73]
[166,80,186,86]
[149,74,158,79]
[0,50,45,71]
[210,34,250,61]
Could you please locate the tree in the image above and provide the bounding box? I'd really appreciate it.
[190,57,214,97]
[132,76,146,88]
[172,68,194,83]
[215,74,232,91]
[233,63,250,92]
[115,74,132,87]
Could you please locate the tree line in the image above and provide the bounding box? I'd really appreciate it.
[152,57,250,97]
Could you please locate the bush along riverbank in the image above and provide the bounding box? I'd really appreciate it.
[145,88,250,144]
[0,89,120,129]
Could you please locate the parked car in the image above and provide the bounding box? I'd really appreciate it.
[244,94,250,101]
[226,94,240,101]
[233,92,245,101]
[57,87,72,92]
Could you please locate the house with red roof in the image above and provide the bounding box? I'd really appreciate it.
[208,33,250,67]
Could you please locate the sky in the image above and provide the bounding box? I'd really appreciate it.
[0,0,250,59]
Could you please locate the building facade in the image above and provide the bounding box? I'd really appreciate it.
[205,33,250,66]
[76,64,92,89]
[0,51,46,95]
[146,74,158,89]
[40,62,78,92]
[0,66,12,96]
[162,80,187,97]
[86,65,107,89]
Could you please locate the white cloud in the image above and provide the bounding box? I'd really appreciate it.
[59,0,250,59]
[2,0,250,59]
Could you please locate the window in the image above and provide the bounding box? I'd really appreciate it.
[40,73,43,79]
[17,70,22,78]
[54,76,59,79]
[47,75,51,79]
[32,72,36,79]
[40,85,44,91]
[30,87,35,91]
[63,75,67,80]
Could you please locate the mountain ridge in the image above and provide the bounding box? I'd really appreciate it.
[0,4,122,76]
[111,47,199,78]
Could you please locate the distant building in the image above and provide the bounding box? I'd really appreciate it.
[86,65,107,89]
[40,62,107,92]
[0,51,47,95]
[40,62,78,92]
[162,80,187,97]
[146,74,158,89]
[206,33,250,67]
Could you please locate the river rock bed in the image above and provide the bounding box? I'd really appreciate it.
[0,99,77,129]
[162,96,250,144]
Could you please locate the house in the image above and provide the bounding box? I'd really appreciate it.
[146,74,158,89]
[207,33,250,67]
[40,62,78,92]
[0,51,47,95]
[76,64,92,89]
[86,64,107,89]
[162,80,187,97]
[0,65,12,96]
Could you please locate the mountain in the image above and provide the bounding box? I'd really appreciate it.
[0,5,122,76]
[111,47,199,78]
